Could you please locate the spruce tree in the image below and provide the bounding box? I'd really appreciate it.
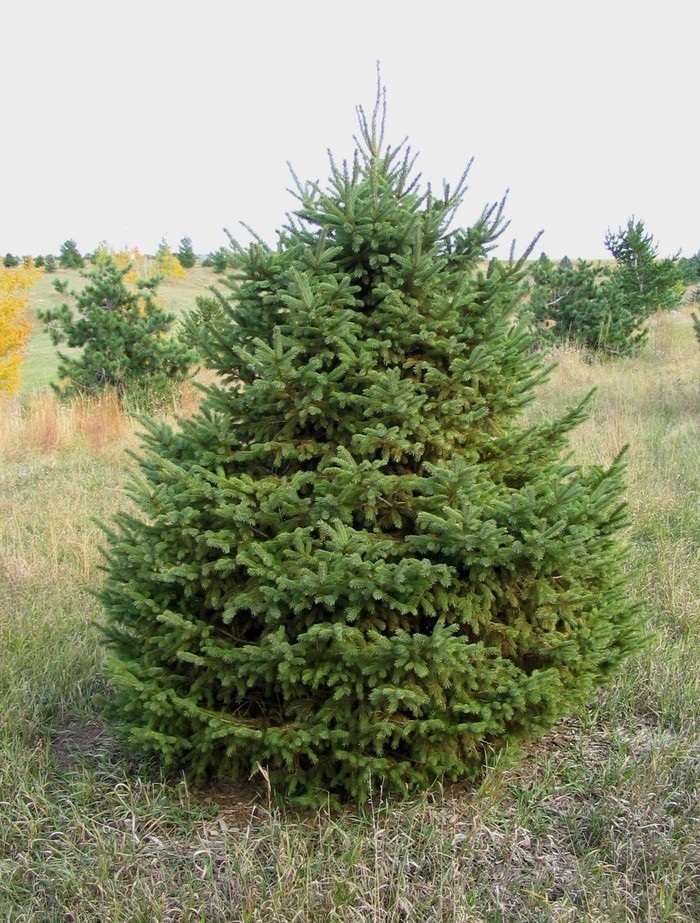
[59,239,84,269]
[182,293,227,352]
[39,253,193,401]
[679,249,700,284]
[605,218,682,318]
[526,221,682,356]
[99,89,643,803]
[692,312,700,347]
[177,236,197,269]
[202,247,230,273]
[526,257,641,354]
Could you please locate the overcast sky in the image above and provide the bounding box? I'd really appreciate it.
[2,1,697,261]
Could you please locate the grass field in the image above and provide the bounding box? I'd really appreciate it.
[1,276,700,920]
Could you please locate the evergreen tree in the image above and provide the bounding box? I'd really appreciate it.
[678,250,700,284]
[38,254,193,401]
[44,254,57,273]
[177,236,197,269]
[526,222,682,356]
[3,253,19,268]
[99,89,643,803]
[59,239,84,269]
[202,247,230,273]
[182,292,227,351]
[604,218,682,318]
[526,257,644,354]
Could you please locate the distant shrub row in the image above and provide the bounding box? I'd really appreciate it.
[3,236,200,274]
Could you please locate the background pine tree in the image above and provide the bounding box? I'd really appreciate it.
[692,312,700,347]
[526,257,617,351]
[182,292,227,352]
[526,220,683,355]
[59,239,84,269]
[201,246,230,273]
[176,236,197,269]
[604,218,683,318]
[39,254,193,401]
[100,88,644,803]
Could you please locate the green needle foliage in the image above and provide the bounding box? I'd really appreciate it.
[39,254,194,401]
[177,236,197,269]
[527,220,682,355]
[182,293,227,352]
[59,238,84,269]
[692,312,700,347]
[526,256,622,353]
[99,88,644,803]
[605,218,683,319]
[202,246,230,273]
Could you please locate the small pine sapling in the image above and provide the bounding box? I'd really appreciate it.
[59,239,84,269]
[605,218,683,318]
[692,312,700,347]
[526,257,620,351]
[203,247,230,273]
[38,253,193,401]
[182,292,228,351]
[177,236,197,269]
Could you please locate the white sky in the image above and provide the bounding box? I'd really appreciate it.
[2,1,697,261]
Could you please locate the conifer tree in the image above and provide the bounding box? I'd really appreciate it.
[39,254,193,401]
[692,312,700,348]
[679,249,700,284]
[182,293,226,352]
[202,247,230,273]
[99,86,643,803]
[177,236,197,269]
[605,218,682,317]
[527,221,682,356]
[59,239,84,269]
[526,257,638,354]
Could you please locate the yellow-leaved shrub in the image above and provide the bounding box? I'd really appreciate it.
[0,261,42,393]
[154,243,186,280]
[94,244,186,282]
